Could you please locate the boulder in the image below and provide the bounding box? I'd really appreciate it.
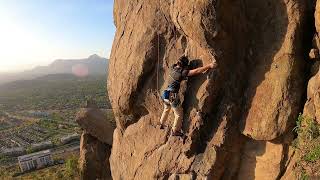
[309,48,320,59]
[110,116,194,179]
[304,0,320,125]
[79,131,112,180]
[76,107,115,145]
[240,0,308,140]
[304,68,320,124]
[238,140,285,179]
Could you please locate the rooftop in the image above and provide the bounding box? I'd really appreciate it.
[18,149,51,161]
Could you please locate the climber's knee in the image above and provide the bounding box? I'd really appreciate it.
[163,103,171,112]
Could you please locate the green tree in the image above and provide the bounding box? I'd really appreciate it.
[65,155,79,178]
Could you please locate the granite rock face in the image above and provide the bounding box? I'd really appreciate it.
[76,103,115,180]
[79,132,112,180]
[76,107,114,145]
[304,0,320,124]
[106,0,313,179]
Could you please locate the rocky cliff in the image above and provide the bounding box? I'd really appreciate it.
[77,0,320,179]
[76,102,115,180]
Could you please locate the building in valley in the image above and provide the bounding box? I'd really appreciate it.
[0,147,26,156]
[60,133,80,145]
[30,141,54,152]
[18,150,53,172]
[27,111,50,118]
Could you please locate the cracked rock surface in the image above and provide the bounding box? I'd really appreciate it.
[107,0,312,179]
[79,0,319,179]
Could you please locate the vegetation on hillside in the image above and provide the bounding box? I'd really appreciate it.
[0,73,113,179]
[293,114,320,179]
[0,113,80,150]
[0,74,111,111]
[0,153,80,180]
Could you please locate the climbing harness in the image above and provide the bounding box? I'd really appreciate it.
[161,89,177,104]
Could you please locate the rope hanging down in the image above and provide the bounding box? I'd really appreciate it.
[156,0,161,96]
[156,0,179,98]
[157,32,160,95]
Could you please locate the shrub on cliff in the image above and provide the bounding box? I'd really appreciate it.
[293,114,320,179]
[65,155,79,178]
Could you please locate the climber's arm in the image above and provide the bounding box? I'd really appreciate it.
[187,62,216,77]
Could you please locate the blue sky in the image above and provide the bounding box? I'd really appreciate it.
[0,0,115,72]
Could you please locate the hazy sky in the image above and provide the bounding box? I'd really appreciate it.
[0,0,115,72]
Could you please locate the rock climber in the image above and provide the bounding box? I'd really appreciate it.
[159,56,217,136]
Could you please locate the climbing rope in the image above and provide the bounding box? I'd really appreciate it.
[156,0,179,98]
[157,32,160,96]
[156,0,161,97]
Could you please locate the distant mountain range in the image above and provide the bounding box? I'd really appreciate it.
[0,54,108,85]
